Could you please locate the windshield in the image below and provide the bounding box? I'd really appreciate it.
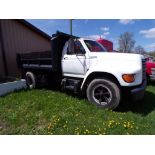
[84,40,106,52]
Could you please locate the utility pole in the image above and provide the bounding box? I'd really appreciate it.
[70,19,73,35]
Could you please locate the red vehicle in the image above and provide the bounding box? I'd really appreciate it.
[145,56,155,81]
[97,39,113,52]
[146,61,155,81]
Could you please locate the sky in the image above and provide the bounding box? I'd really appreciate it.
[27,19,155,52]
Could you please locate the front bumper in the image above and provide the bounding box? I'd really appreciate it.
[131,80,147,101]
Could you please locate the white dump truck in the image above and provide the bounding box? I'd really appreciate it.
[17,31,147,109]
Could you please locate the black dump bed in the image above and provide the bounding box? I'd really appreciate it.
[17,31,78,72]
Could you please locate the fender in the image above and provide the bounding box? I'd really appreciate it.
[81,59,142,90]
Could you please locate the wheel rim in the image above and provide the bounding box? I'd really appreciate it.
[92,84,112,105]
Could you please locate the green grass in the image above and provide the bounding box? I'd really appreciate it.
[0,85,155,135]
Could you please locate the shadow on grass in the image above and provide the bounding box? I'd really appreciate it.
[116,91,155,116]
[44,83,84,99]
[39,82,155,116]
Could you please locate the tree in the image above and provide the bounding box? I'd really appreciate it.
[134,45,146,54]
[149,51,155,57]
[118,32,135,53]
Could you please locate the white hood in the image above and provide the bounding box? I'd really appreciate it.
[89,52,144,62]
[85,52,144,87]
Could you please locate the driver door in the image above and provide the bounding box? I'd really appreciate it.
[62,39,87,77]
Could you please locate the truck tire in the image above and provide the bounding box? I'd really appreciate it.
[86,78,121,110]
[26,72,36,89]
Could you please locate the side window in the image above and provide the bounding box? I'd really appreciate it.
[66,39,86,55]
[74,40,86,54]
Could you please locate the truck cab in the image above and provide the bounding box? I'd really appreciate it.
[61,37,146,107]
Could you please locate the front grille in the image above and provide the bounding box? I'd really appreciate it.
[142,59,146,80]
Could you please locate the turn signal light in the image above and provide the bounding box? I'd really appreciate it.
[122,74,135,83]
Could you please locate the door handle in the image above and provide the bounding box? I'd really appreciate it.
[64,57,68,60]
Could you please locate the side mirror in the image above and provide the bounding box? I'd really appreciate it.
[67,38,75,54]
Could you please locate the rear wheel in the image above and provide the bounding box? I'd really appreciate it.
[86,78,121,110]
[25,72,36,89]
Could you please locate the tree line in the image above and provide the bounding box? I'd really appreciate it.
[118,32,155,56]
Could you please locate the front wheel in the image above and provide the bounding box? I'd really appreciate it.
[86,79,121,110]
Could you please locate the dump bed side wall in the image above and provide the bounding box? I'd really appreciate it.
[19,51,52,65]
[17,50,53,72]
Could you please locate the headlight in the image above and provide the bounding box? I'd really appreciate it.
[122,74,135,83]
